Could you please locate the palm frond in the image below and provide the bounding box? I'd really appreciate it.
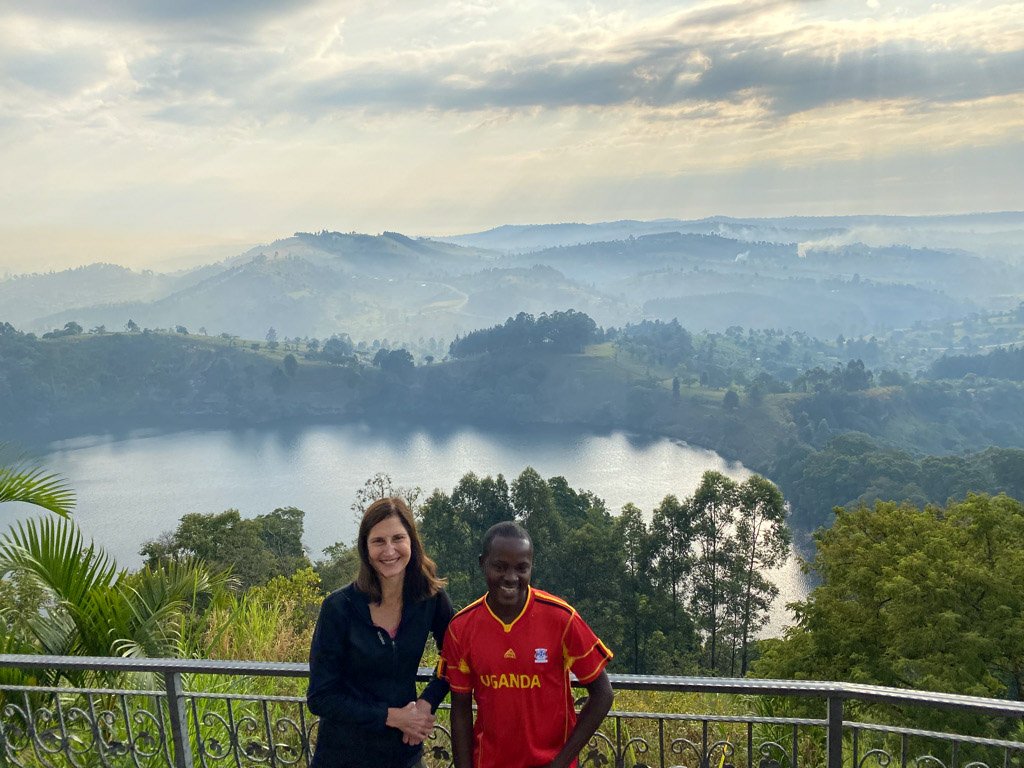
[0,444,75,518]
[27,609,77,658]
[0,516,119,606]
[117,559,234,657]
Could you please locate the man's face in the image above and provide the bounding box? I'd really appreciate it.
[481,535,533,619]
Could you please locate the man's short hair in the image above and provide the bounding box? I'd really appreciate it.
[481,520,532,557]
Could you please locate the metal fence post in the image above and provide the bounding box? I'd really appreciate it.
[827,695,844,768]
[164,671,195,768]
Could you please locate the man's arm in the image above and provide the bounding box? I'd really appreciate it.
[545,670,613,768]
[450,691,474,768]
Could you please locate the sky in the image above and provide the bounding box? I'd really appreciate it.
[1,0,1023,273]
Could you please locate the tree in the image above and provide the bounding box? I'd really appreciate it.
[419,489,476,608]
[723,389,740,409]
[125,319,140,333]
[689,471,739,672]
[839,359,873,391]
[651,494,694,638]
[283,353,298,377]
[560,509,625,655]
[349,473,421,520]
[141,508,312,591]
[376,348,414,376]
[419,473,514,609]
[321,335,353,363]
[315,541,360,593]
[618,503,658,672]
[510,467,563,586]
[755,494,1024,728]
[733,475,790,674]
[449,310,598,357]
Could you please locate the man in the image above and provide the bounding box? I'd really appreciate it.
[439,521,614,768]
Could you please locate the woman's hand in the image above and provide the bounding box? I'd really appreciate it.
[386,701,435,745]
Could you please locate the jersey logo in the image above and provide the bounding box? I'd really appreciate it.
[504,648,516,659]
[534,647,549,664]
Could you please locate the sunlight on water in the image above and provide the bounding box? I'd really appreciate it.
[0,424,807,636]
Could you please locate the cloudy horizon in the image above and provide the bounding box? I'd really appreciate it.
[2,0,1023,273]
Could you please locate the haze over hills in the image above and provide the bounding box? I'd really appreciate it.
[440,212,1024,262]
[4,213,1024,345]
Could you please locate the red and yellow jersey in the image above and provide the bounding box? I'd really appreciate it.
[439,587,612,768]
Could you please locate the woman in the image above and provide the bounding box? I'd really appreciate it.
[308,497,453,768]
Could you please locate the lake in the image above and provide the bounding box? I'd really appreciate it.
[1,423,808,635]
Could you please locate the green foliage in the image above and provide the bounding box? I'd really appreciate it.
[755,494,1024,727]
[690,472,739,671]
[793,359,873,392]
[774,434,1024,531]
[200,568,323,663]
[450,309,599,358]
[732,476,790,674]
[419,467,790,676]
[373,347,415,375]
[0,514,230,675]
[316,333,353,363]
[0,444,76,518]
[615,319,695,369]
[932,346,1024,380]
[141,506,311,590]
[314,541,360,594]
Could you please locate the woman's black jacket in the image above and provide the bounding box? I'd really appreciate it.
[307,583,454,768]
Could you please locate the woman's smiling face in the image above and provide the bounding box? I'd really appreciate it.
[366,514,411,582]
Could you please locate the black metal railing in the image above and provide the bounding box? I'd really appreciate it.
[2,655,1023,768]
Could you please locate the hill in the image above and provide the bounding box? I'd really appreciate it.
[9,217,1024,346]
[5,318,1024,538]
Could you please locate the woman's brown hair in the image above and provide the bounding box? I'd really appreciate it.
[355,496,445,603]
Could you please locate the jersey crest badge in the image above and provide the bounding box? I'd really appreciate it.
[534,647,548,664]
[504,648,516,659]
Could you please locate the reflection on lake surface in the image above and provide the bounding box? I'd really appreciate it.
[1,423,807,636]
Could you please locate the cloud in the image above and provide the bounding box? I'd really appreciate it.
[0,0,1021,271]
[279,32,1024,123]
[229,2,1024,123]
[6,0,325,27]
[686,39,1024,116]
[2,45,110,95]
[3,0,1022,126]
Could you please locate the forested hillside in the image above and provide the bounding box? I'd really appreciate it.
[4,308,1024,538]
